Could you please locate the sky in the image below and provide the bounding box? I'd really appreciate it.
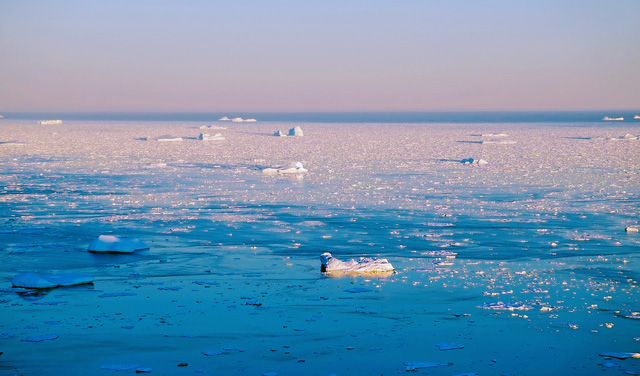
[1,1,639,112]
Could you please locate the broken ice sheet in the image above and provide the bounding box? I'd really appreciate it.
[436,342,464,350]
[404,361,453,371]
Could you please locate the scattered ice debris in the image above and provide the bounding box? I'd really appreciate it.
[344,287,373,293]
[22,333,59,342]
[460,158,488,165]
[11,273,93,289]
[480,302,534,311]
[0,140,27,146]
[218,116,230,121]
[38,120,63,125]
[273,130,286,137]
[404,361,453,371]
[88,235,149,253]
[436,342,464,351]
[626,226,639,233]
[262,162,308,174]
[98,292,137,298]
[320,252,394,275]
[288,126,304,136]
[100,364,141,371]
[198,133,225,141]
[599,352,640,359]
[603,116,624,121]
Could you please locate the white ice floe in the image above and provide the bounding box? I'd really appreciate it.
[288,126,304,136]
[480,301,534,311]
[219,116,231,121]
[404,361,453,371]
[273,130,286,137]
[635,115,640,119]
[198,133,225,141]
[626,226,639,232]
[12,273,93,289]
[231,117,244,122]
[88,235,149,253]
[481,140,517,144]
[320,252,394,274]
[262,162,308,174]
[145,135,183,142]
[245,118,257,122]
[603,116,624,121]
[460,158,488,165]
[607,134,639,141]
[37,120,63,125]
[599,352,640,359]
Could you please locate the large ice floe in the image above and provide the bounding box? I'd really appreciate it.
[198,133,225,141]
[88,235,150,253]
[288,126,304,136]
[320,252,395,276]
[144,135,183,142]
[12,273,93,289]
[262,162,308,174]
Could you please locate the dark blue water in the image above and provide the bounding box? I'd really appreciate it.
[3,111,639,123]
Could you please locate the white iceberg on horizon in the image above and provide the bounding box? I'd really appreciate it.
[603,116,624,121]
[231,117,244,122]
[12,273,93,289]
[460,158,488,165]
[262,162,308,174]
[88,235,149,253]
[289,126,304,136]
[273,130,286,137]
[38,120,63,125]
[219,117,231,121]
[198,133,225,141]
[320,252,394,275]
[244,118,257,122]
[145,135,183,142]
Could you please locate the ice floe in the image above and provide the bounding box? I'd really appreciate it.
[22,333,59,342]
[480,301,534,311]
[198,133,225,141]
[145,135,183,142]
[37,120,63,125]
[218,116,230,121]
[404,361,453,371]
[231,117,244,122]
[288,126,304,136]
[460,158,488,165]
[625,226,639,232]
[320,252,394,275]
[88,235,149,253]
[11,273,93,289]
[199,125,227,130]
[262,162,308,174]
[273,130,286,137]
[603,116,624,121]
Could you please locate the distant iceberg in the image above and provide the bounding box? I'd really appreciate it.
[218,116,231,121]
[38,120,63,125]
[482,140,516,144]
[145,135,183,142]
[273,130,286,137]
[320,252,394,275]
[88,235,149,253]
[244,118,257,122]
[603,116,624,121]
[231,117,244,122]
[12,273,93,289]
[198,133,225,141]
[288,126,304,136]
[262,162,307,174]
[635,115,640,120]
[199,125,227,130]
[460,158,488,165]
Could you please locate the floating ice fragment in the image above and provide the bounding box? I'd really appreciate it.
[145,135,183,142]
[245,118,257,122]
[404,361,453,371]
[100,364,141,371]
[198,133,225,141]
[603,116,624,121]
[262,162,308,174]
[88,235,149,253]
[38,120,63,125]
[273,130,286,137]
[321,252,394,275]
[460,158,488,165]
[218,116,230,121]
[22,333,59,342]
[288,126,304,136]
[599,352,640,359]
[436,342,464,350]
[12,273,93,289]
[480,302,534,311]
[626,226,639,233]
[231,117,244,122]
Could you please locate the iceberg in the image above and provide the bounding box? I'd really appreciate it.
[320,252,394,275]
[37,120,63,125]
[198,133,225,141]
[460,158,488,165]
[625,226,639,232]
[635,115,640,120]
[288,126,304,136]
[245,118,257,122]
[603,116,624,121]
[231,117,244,122]
[273,130,286,137]
[88,235,149,253]
[145,135,183,142]
[262,162,308,174]
[218,116,231,121]
[12,273,93,289]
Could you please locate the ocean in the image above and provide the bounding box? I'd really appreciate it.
[0,115,639,375]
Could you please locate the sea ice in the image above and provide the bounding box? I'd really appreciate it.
[198,133,225,141]
[404,361,453,371]
[37,120,63,125]
[231,117,244,122]
[273,130,286,137]
[144,135,183,142]
[218,116,230,121]
[625,226,639,232]
[460,158,488,165]
[480,301,534,311]
[88,235,149,253]
[288,126,304,136]
[11,273,93,289]
[262,162,308,174]
[320,252,395,274]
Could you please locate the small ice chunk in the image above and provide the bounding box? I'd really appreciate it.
[321,252,394,274]
[460,158,488,165]
[480,301,534,311]
[262,162,308,174]
[100,364,141,371]
[288,126,304,136]
[436,342,464,350]
[245,118,257,122]
[88,235,149,253]
[22,333,59,342]
[145,135,183,142]
[37,120,63,125]
[626,226,639,233]
[599,352,640,359]
[273,130,286,137]
[98,292,137,298]
[12,273,93,289]
[404,361,453,371]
